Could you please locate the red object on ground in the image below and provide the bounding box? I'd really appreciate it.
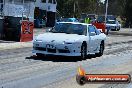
[92,22,106,33]
[20,20,34,42]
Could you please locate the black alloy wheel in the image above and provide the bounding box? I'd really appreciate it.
[96,42,104,57]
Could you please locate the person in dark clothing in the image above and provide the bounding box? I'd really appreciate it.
[3,17,10,39]
[106,26,110,35]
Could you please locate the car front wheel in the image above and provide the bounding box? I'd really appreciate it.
[96,42,104,57]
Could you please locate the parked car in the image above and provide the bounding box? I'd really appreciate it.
[106,20,121,31]
[33,22,106,59]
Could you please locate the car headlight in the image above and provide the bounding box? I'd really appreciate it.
[63,41,73,45]
[34,39,43,42]
[65,42,73,44]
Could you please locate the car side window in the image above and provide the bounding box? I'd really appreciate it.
[88,25,96,36]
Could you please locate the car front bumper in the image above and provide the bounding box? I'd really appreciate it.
[32,42,82,56]
[32,49,81,56]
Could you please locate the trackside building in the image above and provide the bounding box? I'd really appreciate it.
[35,0,57,27]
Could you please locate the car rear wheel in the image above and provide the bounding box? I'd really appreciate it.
[81,43,87,59]
[96,42,104,57]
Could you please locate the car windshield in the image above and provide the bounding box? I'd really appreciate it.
[51,23,87,35]
[107,20,116,24]
[60,18,78,22]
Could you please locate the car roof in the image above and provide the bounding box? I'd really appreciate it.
[56,22,92,26]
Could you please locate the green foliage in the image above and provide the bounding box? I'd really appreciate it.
[56,0,104,18]
[124,0,132,27]
[57,0,132,26]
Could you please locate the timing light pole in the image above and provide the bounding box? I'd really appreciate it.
[74,1,76,18]
[105,0,108,24]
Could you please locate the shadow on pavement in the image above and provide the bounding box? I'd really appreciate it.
[0,40,17,43]
[26,55,95,62]
[109,31,132,36]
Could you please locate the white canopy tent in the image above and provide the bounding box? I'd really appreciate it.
[35,0,57,12]
[3,0,35,22]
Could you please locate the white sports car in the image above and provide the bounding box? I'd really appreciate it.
[33,22,106,58]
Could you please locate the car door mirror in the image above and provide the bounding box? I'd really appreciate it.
[98,29,103,33]
[89,32,96,36]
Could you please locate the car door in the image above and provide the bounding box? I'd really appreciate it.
[94,26,102,45]
[88,25,98,53]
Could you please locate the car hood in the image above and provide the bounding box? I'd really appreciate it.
[35,32,86,44]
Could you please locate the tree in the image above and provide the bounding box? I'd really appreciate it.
[57,0,104,17]
[124,0,132,27]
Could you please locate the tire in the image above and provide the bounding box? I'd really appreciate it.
[96,42,104,57]
[81,43,87,59]
[117,27,120,31]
